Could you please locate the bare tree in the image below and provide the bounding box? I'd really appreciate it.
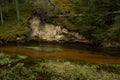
[6,0,9,13]
[0,0,4,24]
[15,0,20,20]
[0,6,3,24]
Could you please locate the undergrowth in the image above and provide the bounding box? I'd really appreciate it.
[0,3,33,42]
[0,52,120,80]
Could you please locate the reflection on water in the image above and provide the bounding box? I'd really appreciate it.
[0,44,120,64]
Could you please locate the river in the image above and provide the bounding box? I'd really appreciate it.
[0,43,120,64]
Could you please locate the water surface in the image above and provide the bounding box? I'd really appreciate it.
[0,44,120,64]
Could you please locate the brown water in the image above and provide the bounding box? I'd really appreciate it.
[0,44,120,64]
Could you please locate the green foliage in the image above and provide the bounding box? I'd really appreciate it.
[51,77,64,80]
[17,55,28,59]
[98,64,120,74]
[0,21,25,42]
[40,59,120,80]
[32,66,44,72]
[71,0,120,45]
[106,15,120,42]
[0,3,32,42]
[0,0,5,6]
[0,0,120,46]
[32,0,58,22]
[0,52,120,80]
[90,28,105,45]
[0,63,36,80]
[0,58,11,66]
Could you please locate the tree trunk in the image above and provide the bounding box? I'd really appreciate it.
[0,6,3,24]
[15,0,20,21]
[6,0,9,13]
[12,0,15,4]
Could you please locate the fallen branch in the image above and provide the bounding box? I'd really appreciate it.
[51,14,83,18]
[108,11,120,14]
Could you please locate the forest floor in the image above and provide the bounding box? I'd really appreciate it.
[0,52,120,80]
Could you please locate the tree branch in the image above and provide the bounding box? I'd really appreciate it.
[108,11,120,14]
[47,0,62,13]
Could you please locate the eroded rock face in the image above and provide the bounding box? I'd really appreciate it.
[28,16,89,43]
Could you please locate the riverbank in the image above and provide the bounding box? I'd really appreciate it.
[0,52,120,80]
[0,3,120,48]
[0,19,119,48]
